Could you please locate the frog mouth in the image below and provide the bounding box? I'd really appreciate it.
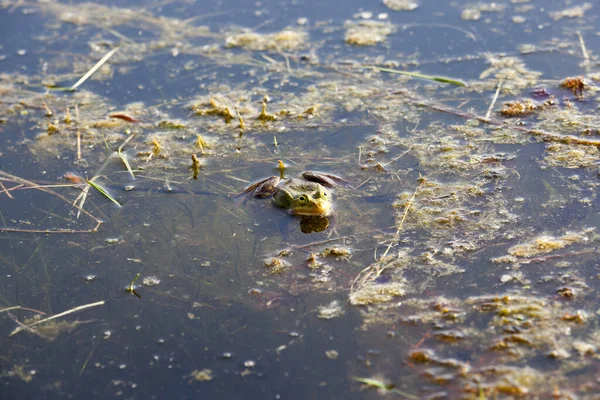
[292,201,332,216]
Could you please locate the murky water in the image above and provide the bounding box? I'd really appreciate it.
[2,0,600,398]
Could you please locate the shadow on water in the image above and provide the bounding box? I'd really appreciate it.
[3,0,600,398]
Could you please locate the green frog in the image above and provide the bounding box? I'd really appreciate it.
[238,171,346,217]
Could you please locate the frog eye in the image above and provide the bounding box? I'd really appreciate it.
[298,195,308,204]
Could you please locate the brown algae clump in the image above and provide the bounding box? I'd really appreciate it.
[320,246,351,258]
[225,29,307,51]
[194,98,236,123]
[560,76,588,95]
[499,99,537,117]
[264,257,289,274]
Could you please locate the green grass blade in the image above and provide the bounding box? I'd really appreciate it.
[117,150,135,179]
[370,66,466,86]
[87,179,121,207]
[127,273,140,291]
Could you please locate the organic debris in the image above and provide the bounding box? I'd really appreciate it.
[225,29,307,51]
[264,257,289,274]
[191,154,202,180]
[349,279,408,306]
[549,3,592,20]
[560,76,587,95]
[383,0,418,11]
[345,20,394,46]
[195,98,236,123]
[499,99,537,117]
[491,230,592,261]
[186,369,213,383]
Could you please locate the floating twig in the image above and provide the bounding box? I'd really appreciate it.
[0,306,21,313]
[351,177,425,291]
[425,101,600,148]
[0,180,14,199]
[9,300,105,337]
[0,170,103,232]
[484,79,503,121]
[75,105,81,160]
[79,340,99,377]
[577,31,590,61]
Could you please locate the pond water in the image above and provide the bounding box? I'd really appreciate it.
[2,0,600,398]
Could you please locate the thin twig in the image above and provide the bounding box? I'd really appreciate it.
[577,31,590,61]
[380,177,425,261]
[0,306,45,315]
[9,300,105,337]
[0,180,14,199]
[0,221,102,234]
[382,149,411,167]
[0,170,102,224]
[73,184,90,219]
[75,105,81,160]
[0,306,21,313]
[354,176,373,190]
[351,178,425,291]
[79,340,100,376]
[422,100,600,148]
[484,79,503,121]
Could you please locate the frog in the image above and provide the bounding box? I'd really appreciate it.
[238,171,346,217]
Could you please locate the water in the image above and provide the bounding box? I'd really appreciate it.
[2,0,600,398]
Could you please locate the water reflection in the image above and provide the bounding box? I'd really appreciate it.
[299,215,330,233]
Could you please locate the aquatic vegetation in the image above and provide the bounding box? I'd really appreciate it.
[383,0,419,12]
[225,29,307,51]
[186,369,213,383]
[344,19,394,46]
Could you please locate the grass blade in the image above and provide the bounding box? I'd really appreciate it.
[370,66,466,86]
[87,179,121,207]
[70,47,120,91]
[117,150,135,179]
